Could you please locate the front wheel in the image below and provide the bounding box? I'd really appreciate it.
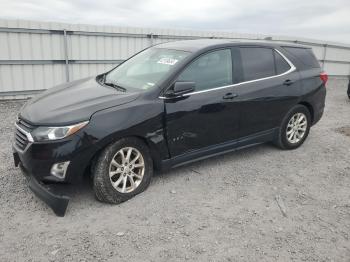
[275,105,311,150]
[93,137,153,204]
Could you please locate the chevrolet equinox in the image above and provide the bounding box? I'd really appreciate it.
[13,39,327,216]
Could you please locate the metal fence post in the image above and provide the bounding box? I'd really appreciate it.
[149,33,153,46]
[322,44,328,70]
[63,29,70,82]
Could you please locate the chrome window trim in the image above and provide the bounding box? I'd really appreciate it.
[159,48,296,99]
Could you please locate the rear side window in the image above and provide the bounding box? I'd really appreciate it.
[177,49,232,91]
[274,51,291,74]
[240,47,275,81]
[282,47,320,68]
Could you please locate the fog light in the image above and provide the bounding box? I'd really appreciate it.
[50,161,70,179]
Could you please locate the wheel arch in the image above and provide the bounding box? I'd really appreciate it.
[89,134,163,178]
[131,135,163,171]
[298,101,314,123]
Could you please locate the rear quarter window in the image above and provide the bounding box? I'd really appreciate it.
[282,47,320,69]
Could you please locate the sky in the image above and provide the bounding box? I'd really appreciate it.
[0,0,350,43]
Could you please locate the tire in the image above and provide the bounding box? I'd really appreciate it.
[274,105,311,150]
[93,137,153,204]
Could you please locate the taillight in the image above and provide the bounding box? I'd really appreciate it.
[320,72,328,85]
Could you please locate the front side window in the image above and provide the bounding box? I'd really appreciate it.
[240,47,275,81]
[105,48,190,90]
[177,49,233,91]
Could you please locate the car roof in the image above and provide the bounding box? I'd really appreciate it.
[155,39,308,52]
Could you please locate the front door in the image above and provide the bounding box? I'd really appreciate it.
[164,48,240,157]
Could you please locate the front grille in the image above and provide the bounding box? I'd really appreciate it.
[17,118,35,130]
[14,119,35,151]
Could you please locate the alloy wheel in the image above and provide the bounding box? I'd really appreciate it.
[109,147,145,193]
[286,112,308,144]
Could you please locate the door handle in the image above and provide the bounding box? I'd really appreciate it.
[283,79,294,86]
[223,93,238,100]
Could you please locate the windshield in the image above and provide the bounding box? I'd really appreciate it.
[104,48,190,90]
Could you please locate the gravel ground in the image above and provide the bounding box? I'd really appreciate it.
[0,78,349,262]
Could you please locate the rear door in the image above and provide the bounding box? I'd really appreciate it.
[233,46,301,138]
[164,48,240,157]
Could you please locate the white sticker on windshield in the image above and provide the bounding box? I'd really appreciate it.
[157,57,178,66]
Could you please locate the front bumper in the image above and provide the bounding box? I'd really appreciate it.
[14,152,70,216]
[12,131,98,216]
[13,131,97,183]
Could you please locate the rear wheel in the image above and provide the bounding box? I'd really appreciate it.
[275,105,311,150]
[93,137,153,204]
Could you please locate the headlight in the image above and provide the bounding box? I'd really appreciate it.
[31,121,89,141]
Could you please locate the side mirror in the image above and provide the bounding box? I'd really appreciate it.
[165,81,195,97]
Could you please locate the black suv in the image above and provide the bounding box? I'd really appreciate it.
[13,40,327,216]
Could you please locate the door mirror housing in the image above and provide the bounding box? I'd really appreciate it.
[165,81,195,97]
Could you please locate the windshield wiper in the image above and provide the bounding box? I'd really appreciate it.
[103,81,126,92]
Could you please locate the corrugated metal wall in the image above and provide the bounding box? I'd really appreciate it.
[1,19,350,99]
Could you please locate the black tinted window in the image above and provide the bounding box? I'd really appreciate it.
[240,47,275,81]
[177,49,232,91]
[283,47,320,68]
[274,51,291,74]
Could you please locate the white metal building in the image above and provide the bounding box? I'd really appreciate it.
[0,19,349,99]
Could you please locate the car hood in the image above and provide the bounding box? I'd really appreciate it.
[20,77,140,125]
